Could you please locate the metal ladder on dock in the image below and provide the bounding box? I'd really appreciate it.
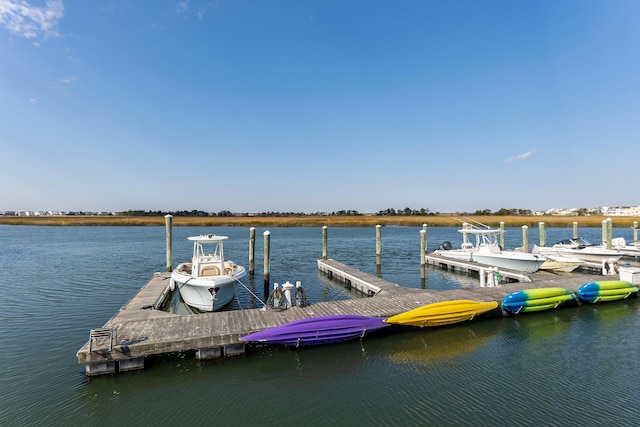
[89,327,115,353]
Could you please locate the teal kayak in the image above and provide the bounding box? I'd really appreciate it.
[577,280,638,303]
[502,287,576,314]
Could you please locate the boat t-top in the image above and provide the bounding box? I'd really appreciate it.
[170,234,247,312]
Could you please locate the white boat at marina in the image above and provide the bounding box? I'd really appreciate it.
[433,225,546,273]
[538,237,623,264]
[538,253,585,273]
[610,237,640,258]
[170,234,247,312]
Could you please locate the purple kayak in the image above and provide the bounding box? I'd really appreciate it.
[240,314,391,347]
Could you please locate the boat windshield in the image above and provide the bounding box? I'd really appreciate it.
[575,237,593,246]
[556,237,593,248]
[194,240,223,259]
[457,227,501,247]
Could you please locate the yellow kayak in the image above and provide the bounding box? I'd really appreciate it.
[384,299,499,327]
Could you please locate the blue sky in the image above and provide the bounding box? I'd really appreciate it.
[2,1,639,214]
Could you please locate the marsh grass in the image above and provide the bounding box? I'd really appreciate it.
[0,215,637,228]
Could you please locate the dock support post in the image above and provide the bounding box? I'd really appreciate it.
[573,221,578,239]
[479,268,486,287]
[488,268,498,287]
[164,214,173,272]
[119,357,145,372]
[85,361,116,376]
[249,227,255,276]
[522,225,529,252]
[420,226,427,282]
[322,226,328,260]
[420,224,427,270]
[196,346,223,360]
[263,230,271,288]
[375,224,382,268]
[602,219,608,248]
[500,222,505,249]
[606,217,613,249]
[539,222,545,247]
[634,221,638,245]
[224,343,246,357]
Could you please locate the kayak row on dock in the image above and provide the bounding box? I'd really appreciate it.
[240,280,638,347]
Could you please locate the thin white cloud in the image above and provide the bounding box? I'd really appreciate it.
[504,150,535,163]
[176,1,209,21]
[176,1,189,14]
[0,0,64,40]
[60,76,76,84]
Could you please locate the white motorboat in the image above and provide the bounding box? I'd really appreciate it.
[538,237,623,264]
[610,237,640,258]
[170,234,247,312]
[433,225,546,273]
[538,254,585,273]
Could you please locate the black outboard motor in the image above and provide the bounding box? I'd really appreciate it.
[438,241,453,251]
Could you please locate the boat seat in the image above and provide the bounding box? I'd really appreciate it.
[199,265,221,276]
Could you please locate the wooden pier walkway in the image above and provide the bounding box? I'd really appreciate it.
[76,258,608,375]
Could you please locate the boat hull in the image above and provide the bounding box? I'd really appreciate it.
[384,300,499,327]
[471,252,545,273]
[240,315,391,347]
[501,287,577,314]
[171,266,246,312]
[433,249,473,262]
[577,280,638,303]
[539,256,584,273]
[540,248,622,264]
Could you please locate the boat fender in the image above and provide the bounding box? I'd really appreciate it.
[295,285,309,307]
[266,286,282,309]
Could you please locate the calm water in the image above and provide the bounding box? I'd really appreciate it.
[1,224,639,426]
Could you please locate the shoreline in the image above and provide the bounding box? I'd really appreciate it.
[0,215,637,228]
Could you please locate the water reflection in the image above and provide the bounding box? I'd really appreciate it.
[385,323,498,366]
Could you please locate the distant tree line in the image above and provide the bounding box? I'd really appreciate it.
[472,208,533,216]
[9,207,603,218]
[116,207,602,217]
[376,208,438,216]
[119,208,441,217]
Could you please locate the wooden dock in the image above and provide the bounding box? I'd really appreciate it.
[77,258,608,376]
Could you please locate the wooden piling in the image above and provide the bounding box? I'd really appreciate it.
[420,226,427,281]
[634,221,638,244]
[538,222,545,247]
[420,225,427,266]
[263,230,271,286]
[606,218,613,248]
[500,221,505,249]
[573,221,578,238]
[164,214,172,272]
[322,226,328,260]
[375,224,382,267]
[249,227,255,276]
[522,225,529,252]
